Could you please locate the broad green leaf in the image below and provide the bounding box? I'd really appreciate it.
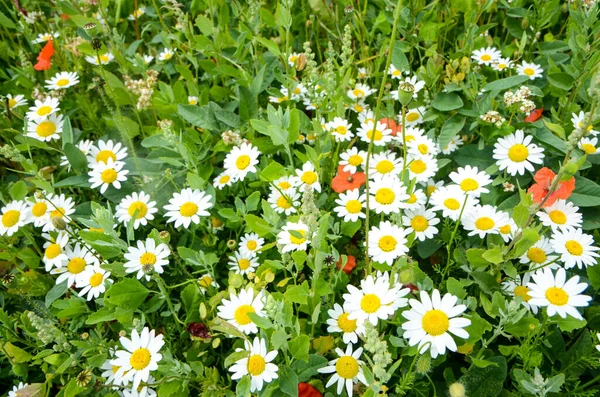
[483,75,529,91]
[438,115,466,151]
[85,307,116,324]
[431,92,464,111]
[105,279,149,309]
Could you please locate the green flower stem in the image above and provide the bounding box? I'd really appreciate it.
[155,276,184,332]
[440,194,469,283]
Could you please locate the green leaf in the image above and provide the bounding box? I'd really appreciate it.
[511,228,539,258]
[284,284,309,304]
[2,342,32,363]
[447,277,467,299]
[460,356,507,397]
[392,43,410,71]
[547,72,575,91]
[288,335,310,362]
[255,37,281,56]
[243,214,272,236]
[63,143,89,172]
[483,75,529,91]
[279,366,299,396]
[570,176,600,207]
[85,307,116,324]
[505,317,538,337]
[9,181,28,201]
[543,120,566,140]
[471,358,499,368]
[555,316,587,332]
[247,312,273,329]
[260,161,286,182]
[45,281,68,308]
[466,248,490,268]
[431,92,464,111]
[482,247,503,264]
[158,381,182,397]
[105,279,149,309]
[438,115,466,151]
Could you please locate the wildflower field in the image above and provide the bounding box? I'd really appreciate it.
[3,0,600,396]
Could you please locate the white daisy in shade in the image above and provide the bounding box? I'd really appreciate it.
[76,264,112,301]
[0,200,30,237]
[60,140,93,171]
[26,97,60,121]
[471,46,502,65]
[217,287,266,335]
[333,188,366,223]
[27,195,51,228]
[462,204,508,239]
[33,32,59,43]
[88,159,129,193]
[517,61,543,80]
[402,289,471,358]
[492,57,513,71]
[43,193,76,232]
[163,188,213,228]
[85,53,115,65]
[326,303,365,345]
[403,106,426,126]
[358,109,375,124]
[317,344,367,397]
[228,251,259,276]
[388,64,404,78]
[26,113,64,142]
[51,243,99,286]
[42,231,70,272]
[347,83,376,100]
[277,221,311,253]
[293,162,321,192]
[404,154,439,183]
[122,383,156,397]
[402,188,427,210]
[519,236,559,271]
[357,67,369,79]
[578,137,599,155]
[198,274,219,294]
[273,176,295,192]
[328,117,354,142]
[124,238,171,281]
[407,135,439,158]
[398,126,425,146]
[8,382,29,397]
[343,273,409,325]
[357,120,393,146]
[288,52,300,66]
[429,184,474,221]
[229,337,278,393]
[116,192,158,229]
[369,175,409,215]
[87,139,128,166]
[376,271,411,310]
[158,48,176,61]
[440,135,464,154]
[349,101,370,114]
[497,216,517,243]
[501,273,538,314]
[45,71,79,90]
[550,228,600,269]
[339,147,367,174]
[268,189,300,215]
[223,142,261,182]
[571,111,598,135]
[537,199,582,232]
[7,94,27,110]
[368,151,402,179]
[527,267,591,320]
[367,221,409,265]
[492,129,545,176]
[422,178,444,197]
[111,327,164,390]
[402,205,440,242]
[128,6,146,20]
[143,55,154,64]
[213,172,234,189]
[449,165,492,197]
[239,233,265,257]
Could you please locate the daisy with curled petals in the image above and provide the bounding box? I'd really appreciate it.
[498,216,517,243]
[357,120,393,147]
[229,337,278,393]
[163,188,213,228]
[368,151,402,179]
[404,154,439,183]
[198,274,219,294]
[124,238,171,281]
[76,264,112,301]
[60,140,93,171]
[402,289,471,358]
[571,111,597,135]
[268,189,300,215]
[501,273,538,314]
[51,243,99,286]
[45,71,79,90]
[26,97,60,121]
[273,176,295,193]
[492,57,513,71]
[404,106,426,126]
[188,96,198,105]
[223,142,261,182]
[429,185,473,221]
[89,159,129,193]
[27,195,51,228]
[128,6,146,20]
[116,192,158,229]
[213,172,234,189]
[7,94,27,110]
[33,32,59,44]
[536,199,582,232]
[317,344,367,397]
[369,175,409,215]
[277,221,311,253]
[422,178,444,197]
[217,287,266,335]
[26,113,64,142]
[462,204,508,239]
[440,135,464,154]
[87,139,128,166]
[326,303,365,345]
[402,188,427,210]
[492,129,545,176]
[158,48,176,61]
[550,228,600,269]
[239,233,265,257]
[347,83,376,100]
[333,189,366,223]
[398,126,424,146]
[1,200,30,237]
[85,52,115,65]
[111,327,164,390]
[517,61,543,80]
[228,251,259,276]
[43,193,75,232]
[293,162,321,192]
[328,117,353,142]
[367,221,409,265]
[42,232,70,271]
[449,165,492,197]
[519,236,559,270]
[471,46,502,65]
[527,267,591,320]
[578,137,599,154]
[402,205,440,242]
[339,147,367,174]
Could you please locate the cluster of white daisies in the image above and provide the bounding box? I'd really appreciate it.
[471,46,544,79]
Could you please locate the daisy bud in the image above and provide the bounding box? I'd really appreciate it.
[119,330,127,337]
[81,332,89,339]
[51,216,67,230]
[415,355,431,374]
[227,239,237,250]
[229,273,244,288]
[449,382,466,397]
[159,230,170,240]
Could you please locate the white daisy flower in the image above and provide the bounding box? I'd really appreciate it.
[519,236,559,270]
[328,117,354,142]
[429,184,474,221]
[188,96,198,105]
[440,135,464,154]
[223,142,261,182]
[60,139,93,171]
[357,120,393,146]
[293,162,321,192]
[402,205,440,241]
[401,289,471,358]
[369,175,409,215]
[8,382,29,397]
[128,6,146,20]
[367,221,409,265]
[422,178,444,197]
[492,129,545,176]
[402,188,427,210]
[213,172,234,189]
[116,192,158,229]
[217,287,266,335]
[388,64,405,79]
[339,147,367,174]
[111,327,164,390]
[272,176,295,192]
[88,159,129,193]
[326,303,365,345]
[45,71,79,90]
[501,273,538,314]
[32,32,59,44]
[537,199,582,232]
[550,228,600,269]
[368,151,402,179]
[239,233,265,257]
[124,238,171,281]
[358,109,375,125]
[517,61,543,80]
[571,111,598,135]
[198,274,219,294]
[462,204,508,239]
[357,67,369,79]
[471,46,502,65]
[407,136,440,158]
[398,126,425,146]
[497,216,517,243]
[26,113,64,142]
[349,100,370,114]
[143,55,154,64]
[268,189,300,215]
[42,231,70,272]
[578,137,599,154]
[85,53,115,65]
[288,52,300,66]
[228,251,259,276]
[0,200,31,237]
[122,384,156,397]
[43,193,76,232]
[51,243,99,286]
[449,165,492,197]
[404,154,439,183]
[404,106,426,126]
[347,83,376,100]
[158,48,176,61]
[392,75,426,99]
[492,57,513,71]
[317,344,367,397]
[76,264,112,301]
[7,94,27,110]
[26,97,60,121]
[277,221,311,253]
[333,188,367,223]
[27,195,51,228]
[163,188,213,228]
[229,337,278,393]
[88,139,128,166]
[527,267,591,320]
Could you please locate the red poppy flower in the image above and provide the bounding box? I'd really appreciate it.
[337,255,356,274]
[331,165,366,193]
[380,117,402,136]
[528,167,575,207]
[298,382,322,397]
[525,108,543,122]
[34,39,54,71]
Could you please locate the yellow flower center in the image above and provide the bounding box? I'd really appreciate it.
[527,247,547,264]
[548,210,566,225]
[392,69,401,76]
[219,175,231,184]
[246,240,258,251]
[128,201,148,219]
[67,257,86,274]
[366,129,383,141]
[427,185,437,196]
[235,155,251,170]
[336,356,359,379]
[497,63,507,69]
[51,207,65,218]
[89,272,104,287]
[233,304,255,325]
[32,202,48,217]
[407,194,417,204]
[422,309,450,336]
[199,275,213,288]
[238,259,251,270]
[353,89,365,98]
[411,215,429,232]
[378,236,397,252]
[581,143,596,154]
[289,55,298,63]
[360,293,381,314]
[56,79,70,87]
[565,240,583,256]
[337,313,358,333]
[36,121,57,137]
[508,144,529,162]
[45,243,61,259]
[345,200,362,214]
[179,202,198,217]
[8,98,17,108]
[2,210,20,227]
[276,195,292,209]
[163,53,173,60]
[247,354,266,376]
[523,67,535,76]
[348,155,363,166]
[460,178,479,192]
[475,217,495,231]
[409,160,427,174]
[140,252,157,266]
[376,160,394,174]
[335,126,348,135]
[499,224,511,234]
[444,198,460,210]
[301,171,318,185]
[375,188,395,205]
[481,54,492,61]
[418,144,429,155]
[354,104,364,112]
[278,181,291,190]
[545,287,568,306]
[101,169,118,184]
[289,230,306,245]
[514,285,531,302]
[189,99,197,105]
[406,112,420,122]
[96,150,117,164]
[36,105,52,116]
[130,348,151,370]
[99,54,110,63]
